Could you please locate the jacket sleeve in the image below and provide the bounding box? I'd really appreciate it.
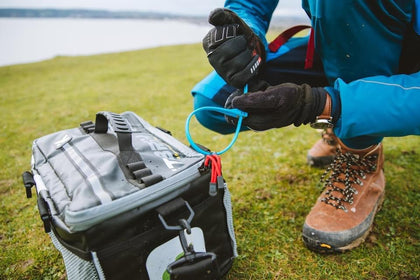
[331,71,420,141]
[224,0,280,47]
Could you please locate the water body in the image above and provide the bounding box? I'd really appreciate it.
[0,18,211,66]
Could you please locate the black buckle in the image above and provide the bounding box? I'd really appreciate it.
[158,201,220,279]
[166,251,219,280]
[36,193,51,233]
[22,171,35,198]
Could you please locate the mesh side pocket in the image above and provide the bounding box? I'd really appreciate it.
[49,231,100,280]
[223,184,238,258]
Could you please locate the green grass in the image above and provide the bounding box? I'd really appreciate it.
[1,44,419,280]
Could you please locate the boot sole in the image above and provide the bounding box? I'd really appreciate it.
[302,191,385,253]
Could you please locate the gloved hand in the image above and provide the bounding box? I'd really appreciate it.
[225,83,329,131]
[202,8,266,89]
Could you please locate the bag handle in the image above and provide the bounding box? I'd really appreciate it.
[94,111,141,164]
[94,112,160,184]
[95,111,136,152]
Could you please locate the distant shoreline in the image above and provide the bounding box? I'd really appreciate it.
[0,8,204,20]
[0,8,308,28]
[0,9,309,66]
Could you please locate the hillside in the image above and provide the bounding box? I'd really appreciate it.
[0,44,418,279]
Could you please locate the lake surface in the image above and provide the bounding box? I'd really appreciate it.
[0,18,211,66]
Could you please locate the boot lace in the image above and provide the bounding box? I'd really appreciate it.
[320,148,378,211]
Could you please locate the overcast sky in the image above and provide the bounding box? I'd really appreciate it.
[0,0,305,16]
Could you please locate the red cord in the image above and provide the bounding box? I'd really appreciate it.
[304,28,315,69]
[204,154,222,183]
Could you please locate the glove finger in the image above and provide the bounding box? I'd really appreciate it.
[207,35,247,60]
[224,89,243,110]
[227,54,262,88]
[207,8,266,63]
[208,36,252,85]
[231,92,281,112]
[232,86,300,112]
[224,89,244,126]
[225,115,239,127]
[203,24,240,54]
[241,114,277,131]
[209,9,251,39]
[208,35,261,88]
[208,8,238,26]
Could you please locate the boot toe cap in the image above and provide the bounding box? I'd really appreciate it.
[302,210,376,253]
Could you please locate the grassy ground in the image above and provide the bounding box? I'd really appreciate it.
[0,43,419,280]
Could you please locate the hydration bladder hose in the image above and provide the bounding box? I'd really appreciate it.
[185,85,249,155]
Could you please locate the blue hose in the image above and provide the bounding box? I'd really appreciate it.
[185,107,248,155]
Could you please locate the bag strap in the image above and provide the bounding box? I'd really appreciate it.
[268,25,311,52]
[22,171,51,233]
[93,111,162,186]
[157,198,221,280]
[268,24,315,69]
[95,111,138,155]
[22,171,36,198]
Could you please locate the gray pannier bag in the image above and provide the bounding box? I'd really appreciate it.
[22,111,237,280]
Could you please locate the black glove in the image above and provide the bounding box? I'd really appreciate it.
[225,83,328,131]
[202,8,266,89]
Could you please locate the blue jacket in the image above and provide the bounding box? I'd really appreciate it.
[206,0,420,144]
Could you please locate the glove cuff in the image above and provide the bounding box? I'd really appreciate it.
[294,85,327,126]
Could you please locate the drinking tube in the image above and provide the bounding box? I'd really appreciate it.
[185,85,249,155]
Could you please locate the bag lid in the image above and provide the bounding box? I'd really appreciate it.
[32,112,205,232]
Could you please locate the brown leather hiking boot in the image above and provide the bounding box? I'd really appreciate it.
[307,128,339,167]
[302,138,385,253]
